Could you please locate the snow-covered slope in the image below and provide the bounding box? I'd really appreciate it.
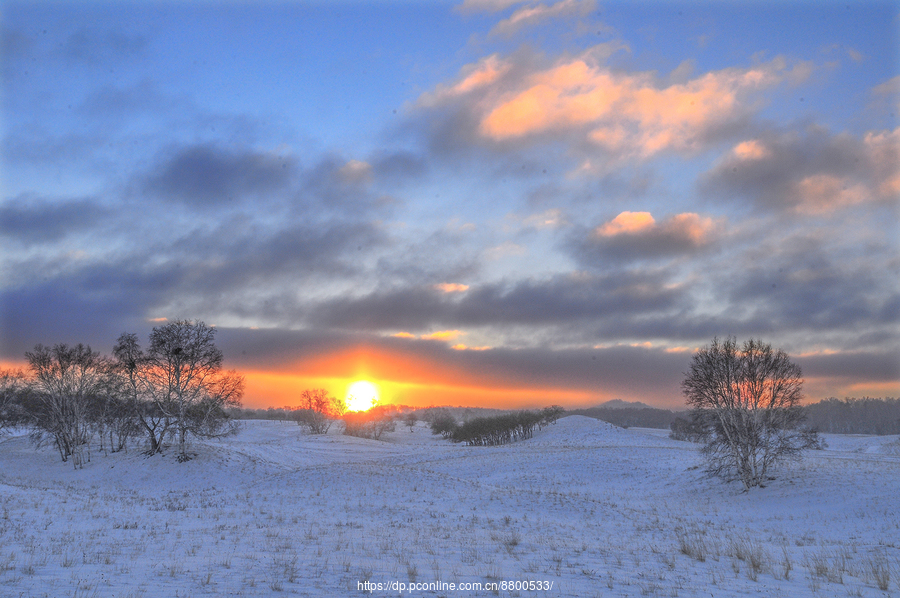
[1,416,897,597]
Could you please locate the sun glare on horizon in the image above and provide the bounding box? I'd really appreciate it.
[346,380,379,412]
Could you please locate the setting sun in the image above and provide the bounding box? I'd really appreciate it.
[346,380,379,412]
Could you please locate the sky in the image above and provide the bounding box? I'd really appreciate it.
[1,0,898,410]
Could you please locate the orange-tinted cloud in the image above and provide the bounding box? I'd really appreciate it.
[418,54,509,107]
[588,211,722,258]
[519,208,567,229]
[421,330,465,341]
[434,282,470,293]
[337,159,373,185]
[490,0,596,37]
[465,49,793,162]
[596,211,656,236]
[731,139,770,160]
[704,127,899,214]
[793,174,870,214]
[392,330,466,341]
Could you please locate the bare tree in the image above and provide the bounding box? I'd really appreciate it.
[24,344,108,468]
[91,391,139,454]
[112,333,171,455]
[146,320,244,460]
[293,388,346,434]
[682,337,816,490]
[539,405,565,428]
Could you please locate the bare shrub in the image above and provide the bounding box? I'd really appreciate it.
[429,411,457,439]
[292,389,345,434]
[343,406,396,439]
[451,410,542,446]
[0,368,28,431]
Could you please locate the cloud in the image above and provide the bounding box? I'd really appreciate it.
[479,56,781,155]
[413,47,798,167]
[0,210,390,362]
[58,27,148,66]
[484,240,527,260]
[490,0,596,37]
[572,211,723,263]
[369,150,429,180]
[77,79,179,118]
[510,208,568,230]
[387,329,469,342]
[416,54,512,108]
[457,0,527,14]
[0,274,159,359]
[867,76,900,119]
[421,330,465,341]
[700,125,899,214]
[434,283,470,293]
[798,350,900,384]
[0,194,109,245]
[307,271,684,336]
[143,144,298,207]
[870,75,899,98]
[596,211,655,236]
[337,160,373,185]
[707,225,900,347]
[452,343,492,351]
[821,43,865,64]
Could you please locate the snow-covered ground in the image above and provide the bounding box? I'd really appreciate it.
[1,415,897,597]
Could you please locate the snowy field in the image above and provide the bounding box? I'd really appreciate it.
[1,415,898,597]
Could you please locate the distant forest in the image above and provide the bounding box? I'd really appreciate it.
[803,397,900,435]
[570,397,900,435]
[232,397,900,436]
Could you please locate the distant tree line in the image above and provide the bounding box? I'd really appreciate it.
[0,320,243,467]
[802,397,900,435]
[227,406,296,421]
[671,396,900,439]
[567,396,900,437]
[233,393,403,441]
[429,406,564,446]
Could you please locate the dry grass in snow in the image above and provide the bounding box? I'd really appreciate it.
[1,415,898,597]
